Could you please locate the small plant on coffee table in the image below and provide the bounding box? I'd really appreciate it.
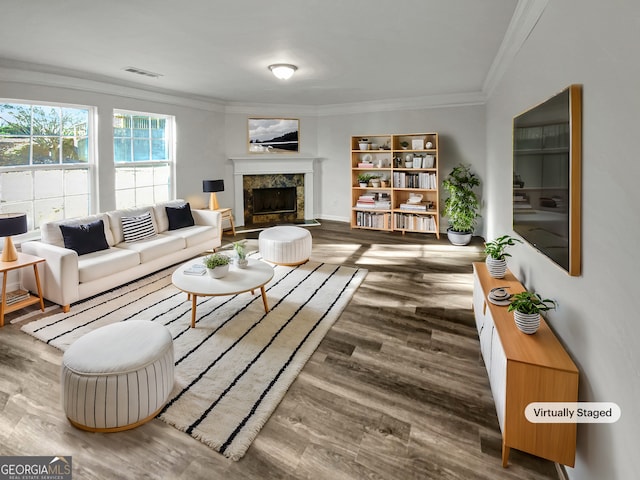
[203,253,230,269]
[233,240,247,260]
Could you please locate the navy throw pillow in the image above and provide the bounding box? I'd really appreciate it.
[166,203,195,230]
[59,219,110,255]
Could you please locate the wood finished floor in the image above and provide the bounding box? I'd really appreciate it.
[0,221,560,480]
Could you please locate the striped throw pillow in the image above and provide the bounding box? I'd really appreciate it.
[121,211,156,243]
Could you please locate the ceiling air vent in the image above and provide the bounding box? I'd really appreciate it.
[122,67,163,78]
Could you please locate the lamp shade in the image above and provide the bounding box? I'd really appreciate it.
[0,213,27,237]
[203,180,224,193]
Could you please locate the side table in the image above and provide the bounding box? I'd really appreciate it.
[0,252,45,327]
[215,207,236,236]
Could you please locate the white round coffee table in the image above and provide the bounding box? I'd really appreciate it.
[172,257,274,328]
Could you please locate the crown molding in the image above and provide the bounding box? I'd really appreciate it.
[0,59,226,112]
[482,0,549,98]
[225,91,486,117]
[224,102,320,117]
[1,59,484,117]
[315,92,486,116]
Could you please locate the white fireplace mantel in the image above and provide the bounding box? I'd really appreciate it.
[229,156,318,227]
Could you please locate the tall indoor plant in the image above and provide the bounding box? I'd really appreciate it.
[442,163,480,245]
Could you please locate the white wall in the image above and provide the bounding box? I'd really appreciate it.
[317,104,487,232]
[0,74,225,212]
[486,1,640,478]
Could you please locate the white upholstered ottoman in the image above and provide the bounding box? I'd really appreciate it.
[61,320,174,432]
[259,226,312,266]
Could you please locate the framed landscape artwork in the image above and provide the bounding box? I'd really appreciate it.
[248,118,299,153]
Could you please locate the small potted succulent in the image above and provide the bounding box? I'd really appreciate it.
[357,173,373,187]
[484,234,523,278]
[508,291,556,334]
[233,240,248,269]
[203,253,231,278]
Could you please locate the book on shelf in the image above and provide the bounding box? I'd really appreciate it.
[394,212,437,231]
[356,201,391,209]
[357,162,374,168]
[393,172,437,189]
[5,289,30,305]
[355,192,390,209]
[399,202,429,211]
[355,211,391,229]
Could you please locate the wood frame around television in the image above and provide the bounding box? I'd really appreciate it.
[513,84,582,276]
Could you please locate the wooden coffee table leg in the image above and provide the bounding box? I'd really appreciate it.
[191,294,198,328]
[260,286,269,312]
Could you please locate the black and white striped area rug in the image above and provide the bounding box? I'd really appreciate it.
[20,256,367,460]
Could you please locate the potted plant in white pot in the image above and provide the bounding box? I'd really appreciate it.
[233,240,248,269]
[357,173,373,187]
[484,234,523,278]
[507,291,556,334]
[441,164,480,245]
[203,253,230,278]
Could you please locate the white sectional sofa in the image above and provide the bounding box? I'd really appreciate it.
[22,200,222,312]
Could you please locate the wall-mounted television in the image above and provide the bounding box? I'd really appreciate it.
[513,85,582,276]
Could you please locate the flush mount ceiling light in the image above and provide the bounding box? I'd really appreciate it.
[268,64,297,80]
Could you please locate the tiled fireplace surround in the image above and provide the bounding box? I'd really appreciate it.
[230,157,316,227]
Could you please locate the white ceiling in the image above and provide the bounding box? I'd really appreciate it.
[0,0,523,106]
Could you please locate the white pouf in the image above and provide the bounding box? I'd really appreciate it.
[259,226,312,266]
[61,320,174,432]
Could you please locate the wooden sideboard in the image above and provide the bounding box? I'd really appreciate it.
[472,262,578,467]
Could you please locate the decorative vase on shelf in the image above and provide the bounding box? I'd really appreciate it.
[486,256,507,278]
[207,264,229,278]
[513,311,541,335]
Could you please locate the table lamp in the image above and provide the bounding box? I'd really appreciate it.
[0,213,27,262]
[203,180,224,210]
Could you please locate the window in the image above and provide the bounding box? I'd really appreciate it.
[113,110,174,209]
[0,102,93,231]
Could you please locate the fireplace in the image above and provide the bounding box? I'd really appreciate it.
[253,187,297,215]
[242,173,304,225]
[230,156,317,228]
